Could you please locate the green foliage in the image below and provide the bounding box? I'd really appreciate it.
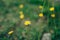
[0,0,60,40]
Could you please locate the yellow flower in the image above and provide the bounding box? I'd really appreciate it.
[19,11,23,15]
[39,6,43,9]
[8,31,14,35]
[20,14,24,19]
[50,7,54,11]
[51,14,55,18]
[24,20,31,26]
[19,4,24,8]
[39,13,44,17]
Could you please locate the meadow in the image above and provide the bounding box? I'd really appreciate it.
[0,0,60,40]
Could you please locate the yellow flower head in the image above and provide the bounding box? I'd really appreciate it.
[39,6,43,9]
[19,4,24,8]
[39,13,44,17]
[24,20,31,26]
[50,7,54,11]
[20,14,24,19]
[19,11,23,15]
[51,14,55,18]
[8,31,14,35]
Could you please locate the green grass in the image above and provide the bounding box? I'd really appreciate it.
[0,0,60,40]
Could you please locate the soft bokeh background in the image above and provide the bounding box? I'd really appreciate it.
[0,0,60,40]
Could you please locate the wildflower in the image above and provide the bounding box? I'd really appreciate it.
[8,31,14,35]
[50,7,54,11]
[24,20,31,26]
[19,11,23,15]
[39,6,43,9]
[39,13,44,17]
[19,4,24,8]
[51,14,55,18]
[20,14,24,19]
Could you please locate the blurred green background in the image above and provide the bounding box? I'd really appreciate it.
[0,0,60,40]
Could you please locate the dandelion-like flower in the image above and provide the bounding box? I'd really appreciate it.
[8,31,14,35]
[24,20,31,26]
[20,14,24,19]
[51,14,55,18]
[39,6,43,9]
[39,13,44,17]
[19,4,24,8]
[50,7,54,11]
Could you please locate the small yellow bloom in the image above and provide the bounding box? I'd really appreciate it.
[19,11,23,15]
[39,6,43,9]
[50,7,54,11]
[51,14,55,18]
[20,14,24,19]
[39,13,44,17]
[8,31,14,35]
[24,20,31,26]
[19,4,24,8]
